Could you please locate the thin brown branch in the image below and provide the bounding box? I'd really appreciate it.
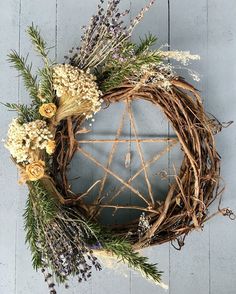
[77,146,150,205]
[97,103,128,203]
[77,138,177,143]
[90,204,159,214]
[127,100,155,206]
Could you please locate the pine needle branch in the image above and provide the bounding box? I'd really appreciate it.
[1,102,40,123]
[101,236,162,285]
[100,52,161,91]
[38,67,55,102]
[24,181,58,270]
[135,34,158,55]
[27,24,48,61]
[27,24,55,101]
[8,50,39,100]
[23,196,43,269]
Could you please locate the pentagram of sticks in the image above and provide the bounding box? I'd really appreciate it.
[76,100,179,217]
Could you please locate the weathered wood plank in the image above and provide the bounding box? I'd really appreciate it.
[169,1,210,294]
[0,1,20,293]
[130,1,170,293]
[206,1,236,293]
[90,2,133,293]
[15,0,57,293]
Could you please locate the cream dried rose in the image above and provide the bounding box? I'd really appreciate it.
[25,160,45,181]
[39,103,57,118]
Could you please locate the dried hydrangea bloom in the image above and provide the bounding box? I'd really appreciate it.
[52,64,102,122]
[5,118,54,163]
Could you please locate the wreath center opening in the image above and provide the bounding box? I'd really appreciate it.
[67,99,183,226]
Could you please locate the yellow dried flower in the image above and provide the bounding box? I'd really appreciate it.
[25,160,45,181]
[46,140,56,155]
[39,103,57,118]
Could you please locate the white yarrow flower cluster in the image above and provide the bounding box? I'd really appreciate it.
[5,118,53,163]
[53,64,102,119]
[159,50,200,66]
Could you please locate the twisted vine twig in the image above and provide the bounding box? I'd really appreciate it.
[50,77,232,250]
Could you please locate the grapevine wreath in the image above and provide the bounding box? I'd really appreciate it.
[3,0,234,293]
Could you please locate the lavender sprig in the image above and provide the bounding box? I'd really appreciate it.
[70,0,156,69]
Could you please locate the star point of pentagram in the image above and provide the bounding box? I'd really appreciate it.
[76,100,179,217]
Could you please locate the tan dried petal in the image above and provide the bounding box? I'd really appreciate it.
[46,140,56,155]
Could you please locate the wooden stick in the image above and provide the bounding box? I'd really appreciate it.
[108,140,178,205]
[77,180,101,200]
[78,138,178,143]
[77,146,150,205]
[95,140,179,217]
[90,204,159,214]
[127,100,155,206]
[96,104,128,205]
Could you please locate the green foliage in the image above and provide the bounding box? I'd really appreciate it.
[27,24,48,60]
[23,181,57,270]
[27,24,55,102]
[24,196,43,269]
[135,34,158,55]
[5,24,55,124]
[8,50,39,100]
[2,102,41,123]
[102,236,162,285]
[38,66,54,102]
[29,181,57,224]
[23,180,162,284]
[99,34,160,91]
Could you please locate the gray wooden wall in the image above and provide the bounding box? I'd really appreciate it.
[0,0,236,293]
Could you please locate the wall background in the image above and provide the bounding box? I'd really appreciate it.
[0,0,236,294]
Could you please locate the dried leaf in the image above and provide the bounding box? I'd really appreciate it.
[76,128,91,134]
[176,196,181,206]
